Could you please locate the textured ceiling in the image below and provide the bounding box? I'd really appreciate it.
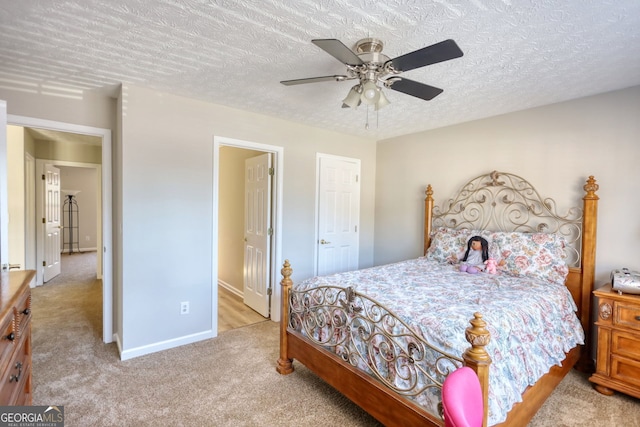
[1,0,639,140]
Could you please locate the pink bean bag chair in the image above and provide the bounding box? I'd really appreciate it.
[442,366,484,427]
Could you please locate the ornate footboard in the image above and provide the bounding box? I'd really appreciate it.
[276,260,492,427]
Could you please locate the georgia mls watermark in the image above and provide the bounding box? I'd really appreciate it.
[0,406,64,427]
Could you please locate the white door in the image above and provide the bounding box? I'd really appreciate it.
[24,154,36,270]
[243,153,271,317]
[43,164,61,282]
[317,155,360,276]
[0,101,7,270]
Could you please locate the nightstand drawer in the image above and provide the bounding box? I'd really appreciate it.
[611,354,640,389]
[615,302,640,331]
[611,330,640,360]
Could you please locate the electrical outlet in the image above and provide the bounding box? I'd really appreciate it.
[85,236,90,241]
[180,301,189,315]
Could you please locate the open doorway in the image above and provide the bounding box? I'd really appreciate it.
[213,136,283,335]
[6,115,113,344]
[34,157,101,285]
[40,163,99,291]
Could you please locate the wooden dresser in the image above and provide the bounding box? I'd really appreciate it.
[0,270,34,405]
[590,283,640,398]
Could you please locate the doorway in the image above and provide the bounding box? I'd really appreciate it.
[6,115,113,344]
[213,136,283,333]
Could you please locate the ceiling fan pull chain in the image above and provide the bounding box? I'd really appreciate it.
[365,105,369,130]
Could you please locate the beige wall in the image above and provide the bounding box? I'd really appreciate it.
[36,139,102,164]
[374,86,640,286]
[119,84,377,355]
[1,89,115,130]
[7,126,103,263]
[218,146,263,294]
[57,166,98,252]
[23,127,35,156]
[5,81,635,359]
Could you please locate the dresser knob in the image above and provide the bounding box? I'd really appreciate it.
[9,362,22,383]
[22,308,30,316]
[635,315,640,321]
[5,332,15,341]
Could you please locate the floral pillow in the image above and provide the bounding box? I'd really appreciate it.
[490,231,569,285]
[426,227,498,263]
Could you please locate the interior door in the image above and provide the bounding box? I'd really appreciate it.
[243,153,271,317]
[0,101,6,271]
[317,155,360,276]
[43,163,61,282]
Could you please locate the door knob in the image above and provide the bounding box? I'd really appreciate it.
[320,239,331,244]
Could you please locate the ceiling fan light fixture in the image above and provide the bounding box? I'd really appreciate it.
[360,81,380,105]
[375,89,390,111]
[342,85,362,109]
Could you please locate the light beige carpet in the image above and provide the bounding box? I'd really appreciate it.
[30,252,640,426]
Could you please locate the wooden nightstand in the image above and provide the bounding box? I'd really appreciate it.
[589,283,640,398]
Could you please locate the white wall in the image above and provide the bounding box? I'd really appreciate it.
[7,126,25,269]
[374,86,640,286]
[119,84,376,357]
[58,166,98,252]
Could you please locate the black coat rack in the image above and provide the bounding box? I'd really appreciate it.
[62,194,81,254]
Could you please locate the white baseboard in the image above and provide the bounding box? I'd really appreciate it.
[217,279,243,298]
[119,329,215,361]
[61,247,97,253]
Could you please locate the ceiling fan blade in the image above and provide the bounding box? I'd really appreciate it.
[387,78,443,101]
[280,75,348,86]
[312,39,364,66]
[389,39,463,72]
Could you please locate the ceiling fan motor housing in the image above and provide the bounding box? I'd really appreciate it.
[355,37,384,53]
[352,38,392,83]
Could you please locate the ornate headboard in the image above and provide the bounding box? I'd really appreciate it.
[425,171,586,266]
[423,171,599,340]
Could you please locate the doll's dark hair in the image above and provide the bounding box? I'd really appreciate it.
[462,236,489,262]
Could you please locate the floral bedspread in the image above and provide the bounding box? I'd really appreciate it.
[295,257,584,426]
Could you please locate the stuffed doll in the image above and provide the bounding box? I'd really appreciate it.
[459,236,489,274]
[484,258,498,274]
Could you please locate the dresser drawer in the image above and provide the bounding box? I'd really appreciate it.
[13,291,31,338]
[615,302,640,331]
[0,335,30,405]
[0,314,17,375]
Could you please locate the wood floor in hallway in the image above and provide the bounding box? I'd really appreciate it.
[218,286,267,333]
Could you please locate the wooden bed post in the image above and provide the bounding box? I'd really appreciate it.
[580,176,599,329]
[463,312,492,427]
[276,260,294,375]
[424,185,434,255]
[577,176,599,371]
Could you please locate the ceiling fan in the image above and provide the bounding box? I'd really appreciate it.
[281,37,463,110]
